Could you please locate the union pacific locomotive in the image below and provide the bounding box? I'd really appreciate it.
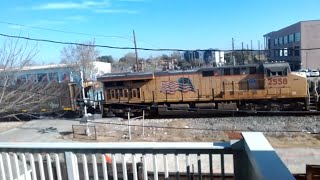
[98,62,315,117]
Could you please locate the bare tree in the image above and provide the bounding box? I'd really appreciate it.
[60,40,100,81]
[0,38,77,120]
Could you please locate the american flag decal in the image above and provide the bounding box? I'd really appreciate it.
[160,77,195,94]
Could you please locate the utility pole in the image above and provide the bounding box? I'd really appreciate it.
[242,42,244,65]
[232,38,235,65]
[133,30,139,72]
[258,40,261,61]
[251,40,253,61]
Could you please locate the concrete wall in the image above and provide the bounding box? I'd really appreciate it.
[300,21,320,69]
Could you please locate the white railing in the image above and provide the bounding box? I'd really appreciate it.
[0,132,294,180]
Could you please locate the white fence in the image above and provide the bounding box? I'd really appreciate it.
[0,132,294,180]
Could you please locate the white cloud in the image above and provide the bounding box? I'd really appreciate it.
[32,1,110,10]
[95,9,138,14]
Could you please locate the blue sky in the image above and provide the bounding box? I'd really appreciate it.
[0,0,319,64]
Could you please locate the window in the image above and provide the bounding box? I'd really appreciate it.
[120,90,123,97]
[241,68,247,75]
[294,32,301,42]
[124,89,128,98]
[249,67,256,74]
[279,37,283,45]
[224,68,231,75]
[38,73,48,82]
[288,48,293,56]
[274,38,278,46]
[106,89,111,100]
[233,68,240,75]
[294,46,300,56]
[283,48,288,56]
[202,70,214,77]
[115,89,119,99]
[283,36,288,44]
[137,88,141,98]
[16,75,27,84]
[132,89,137,98]
[111,90,115,98]
[279,49,283,57]
[289,34,294,43]
[274,49,279,57]
[270,71,283,77]
[49,72,58,82]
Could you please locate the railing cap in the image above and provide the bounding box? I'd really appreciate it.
[0,142,230,150]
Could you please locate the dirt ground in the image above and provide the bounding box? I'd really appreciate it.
[68,118,320,148]
[0,121,25,133]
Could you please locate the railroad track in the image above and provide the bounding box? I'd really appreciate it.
[141,108,320,119]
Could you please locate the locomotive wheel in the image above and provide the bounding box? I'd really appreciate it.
[269,103,281,111]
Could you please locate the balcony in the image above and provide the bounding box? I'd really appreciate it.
[0,132,294,180]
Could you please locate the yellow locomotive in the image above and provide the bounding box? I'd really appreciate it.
[98,62,311,117]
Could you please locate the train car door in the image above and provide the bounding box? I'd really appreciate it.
[200,70,214,100]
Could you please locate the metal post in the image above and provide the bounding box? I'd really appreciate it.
[128,112,131,140]
[142,110,145,137]
[81,71,90,136]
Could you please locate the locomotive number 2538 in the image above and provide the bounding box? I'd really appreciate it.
[267,78,288,85]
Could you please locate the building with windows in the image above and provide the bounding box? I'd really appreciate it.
[264,20,320,71]
[181,49,225,66]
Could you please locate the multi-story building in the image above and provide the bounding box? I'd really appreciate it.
[181,49,225,66]
[264,20,320,71]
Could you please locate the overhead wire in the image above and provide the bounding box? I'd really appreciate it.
[0,20,160,48]
[1,32,320,52]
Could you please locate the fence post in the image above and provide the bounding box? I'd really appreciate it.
[128,112,131,140]
[142,110,145,137]
[65,152,78,180]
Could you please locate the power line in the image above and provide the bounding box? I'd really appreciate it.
[1,32,320,52]
[0,20,160,48]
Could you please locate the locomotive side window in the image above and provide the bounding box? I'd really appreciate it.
[249,67,256,74]
[106,89,111,100]
[241,68,247,75]
[132,89,137,98]
[111,90,115,98]
[267,70,286,77]
[115,89,119,99]
[202,70,214,77]
[137,88,141,98]
[233,68,240,75]
[224,68,231,75]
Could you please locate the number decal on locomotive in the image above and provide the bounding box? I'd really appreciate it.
[268,78,288,85]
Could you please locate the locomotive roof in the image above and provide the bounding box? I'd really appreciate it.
[262,62,291,72]
[97,71,155,82]
[98,62,290,82]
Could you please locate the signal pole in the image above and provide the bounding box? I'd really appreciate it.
[133,30,139,72]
